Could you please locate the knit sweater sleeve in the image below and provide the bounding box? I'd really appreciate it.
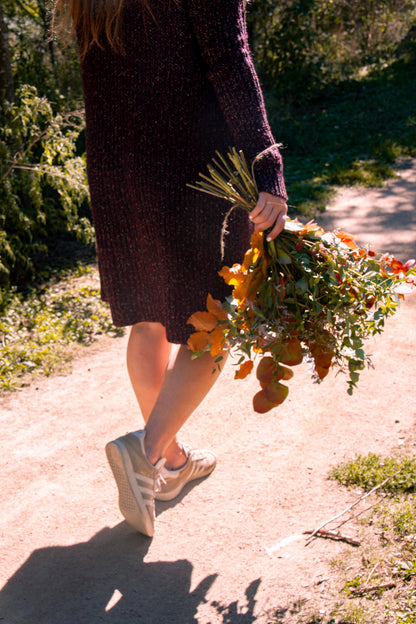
[185,0,287,200]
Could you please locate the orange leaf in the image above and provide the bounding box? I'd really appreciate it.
[336,230,358,250]
[218,264,245,287]
[248,232,267,266]
[233,265,265,303]
[249,231,265,250]
[242,247,258,271]
[277,338,303,366]
[299,220,324,237]
[206,293,228,320]
[315,365,329,380]
[252,389,278,413]
[187,311,218,331]
[187,331,210,352]
[235,360,254,379]
[246,266,266,301]
[242,232,264,270]
[209,326,228,356]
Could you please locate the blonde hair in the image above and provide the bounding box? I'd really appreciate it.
[53,0,154,59]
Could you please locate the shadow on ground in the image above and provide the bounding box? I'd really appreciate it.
[0,523,262,624]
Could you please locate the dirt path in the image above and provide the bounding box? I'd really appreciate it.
[1,160,415,624]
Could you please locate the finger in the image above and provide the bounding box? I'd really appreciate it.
[254,213,276,233]
[266,209,288,241]
[251,201,274,225]
[249,194,267,219]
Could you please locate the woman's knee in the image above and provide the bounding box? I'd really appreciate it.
[129,321,167,343]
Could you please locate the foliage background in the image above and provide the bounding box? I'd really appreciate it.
[0,0,88,303]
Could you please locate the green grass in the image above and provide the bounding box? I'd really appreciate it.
[0,264,124,392]
[267,58,416,216]
[389,497,416,536]
[329,453,416,494]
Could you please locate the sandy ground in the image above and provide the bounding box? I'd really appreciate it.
[0,160,415,624]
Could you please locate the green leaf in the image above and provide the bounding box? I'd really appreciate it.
[277,252,292,265]
[295,277,308,294]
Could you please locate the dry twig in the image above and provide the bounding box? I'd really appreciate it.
[305,469,402,545]
[365,561,380,585]
[336,493,387,530]
[349,581,396,596]
[303,529,360,547]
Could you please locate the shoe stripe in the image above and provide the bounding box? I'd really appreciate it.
[133,474,157,505]
[133,471,155,486]
[106,440,157,535]
[162,459,213,483]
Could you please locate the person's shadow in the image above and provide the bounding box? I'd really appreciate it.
[0,523,261,623]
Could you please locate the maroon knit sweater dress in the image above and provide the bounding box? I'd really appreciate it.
[80,0,287,344]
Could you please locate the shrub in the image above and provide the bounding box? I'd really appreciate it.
[247,0,416,101]
[0,85,92,298]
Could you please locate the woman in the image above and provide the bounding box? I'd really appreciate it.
[54,0,288,537]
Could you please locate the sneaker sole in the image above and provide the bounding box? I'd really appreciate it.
[105,440,155,537]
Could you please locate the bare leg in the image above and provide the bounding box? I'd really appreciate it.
[127,322,186,468]
[126,321,226,469]
[127,322,171,419]
[144,344,227,465]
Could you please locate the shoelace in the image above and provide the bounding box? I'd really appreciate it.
[155,472,166,494]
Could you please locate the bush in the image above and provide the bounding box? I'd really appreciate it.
[3,0,82,106]
[247,0,416,102]
[0,85,92,299]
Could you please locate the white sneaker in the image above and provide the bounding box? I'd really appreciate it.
[155,447,217,501]
[105,430,165,536]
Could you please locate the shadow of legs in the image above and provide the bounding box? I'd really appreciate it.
[0,523,217,624]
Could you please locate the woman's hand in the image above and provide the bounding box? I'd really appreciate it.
[249,192,288,241]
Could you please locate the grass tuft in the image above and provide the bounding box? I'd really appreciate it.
[329,453,416,493]
[0,265,124,392]
[328,160,397,187]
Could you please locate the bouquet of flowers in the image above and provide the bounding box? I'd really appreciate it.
[187,148,416,413]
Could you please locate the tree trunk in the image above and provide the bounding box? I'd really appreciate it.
[0,4,15,108]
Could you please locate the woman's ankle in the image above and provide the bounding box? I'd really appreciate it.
[144,428,187,468]
[164,443,188,470]
[144,439,163,466]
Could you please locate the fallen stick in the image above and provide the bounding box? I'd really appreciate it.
[305,469,402,545]
[365,561,380,585]
[349,581,396,596]
[336,494,387,530]
[303,529,360,547]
